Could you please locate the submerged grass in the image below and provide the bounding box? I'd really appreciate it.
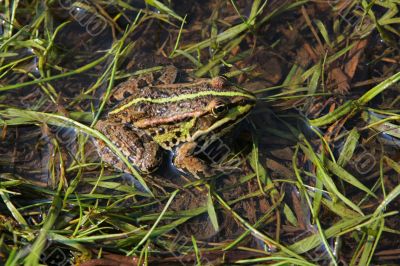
[0,0,400,265]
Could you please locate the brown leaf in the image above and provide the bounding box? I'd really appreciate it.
[345,39,368,79]
[328,67,350,94]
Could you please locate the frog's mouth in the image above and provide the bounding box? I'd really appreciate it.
[191,98,255,141]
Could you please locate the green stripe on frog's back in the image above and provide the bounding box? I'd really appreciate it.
[109,90,255,115]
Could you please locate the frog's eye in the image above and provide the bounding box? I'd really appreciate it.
[212,103,228,116]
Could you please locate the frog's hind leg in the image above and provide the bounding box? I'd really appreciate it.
[158,65,178,84]
[109,78,141,102]
[94,120,161,173]
[108,65,178,103]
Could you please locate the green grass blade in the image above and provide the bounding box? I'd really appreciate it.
[0,55,108,92]
[145,0,184,21]
[308,100,355,127]
[358,71,400,105]
[207,188,219,232]
[128,190,178,255]
[0,108,153,196]
[300,141,364,215]
[337,128,360,167]
[24,166,64,265]
[325,159,376,198]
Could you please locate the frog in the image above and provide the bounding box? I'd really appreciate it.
[94,66,256,178]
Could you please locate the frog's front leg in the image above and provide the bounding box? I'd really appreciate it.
[174,142,216,178]
[94,120,161,173]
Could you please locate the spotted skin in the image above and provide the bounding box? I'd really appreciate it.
[94,67,255,176]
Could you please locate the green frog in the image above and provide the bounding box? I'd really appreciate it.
[94,66,256,177]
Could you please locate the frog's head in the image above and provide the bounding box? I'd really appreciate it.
[189,76,256,141]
